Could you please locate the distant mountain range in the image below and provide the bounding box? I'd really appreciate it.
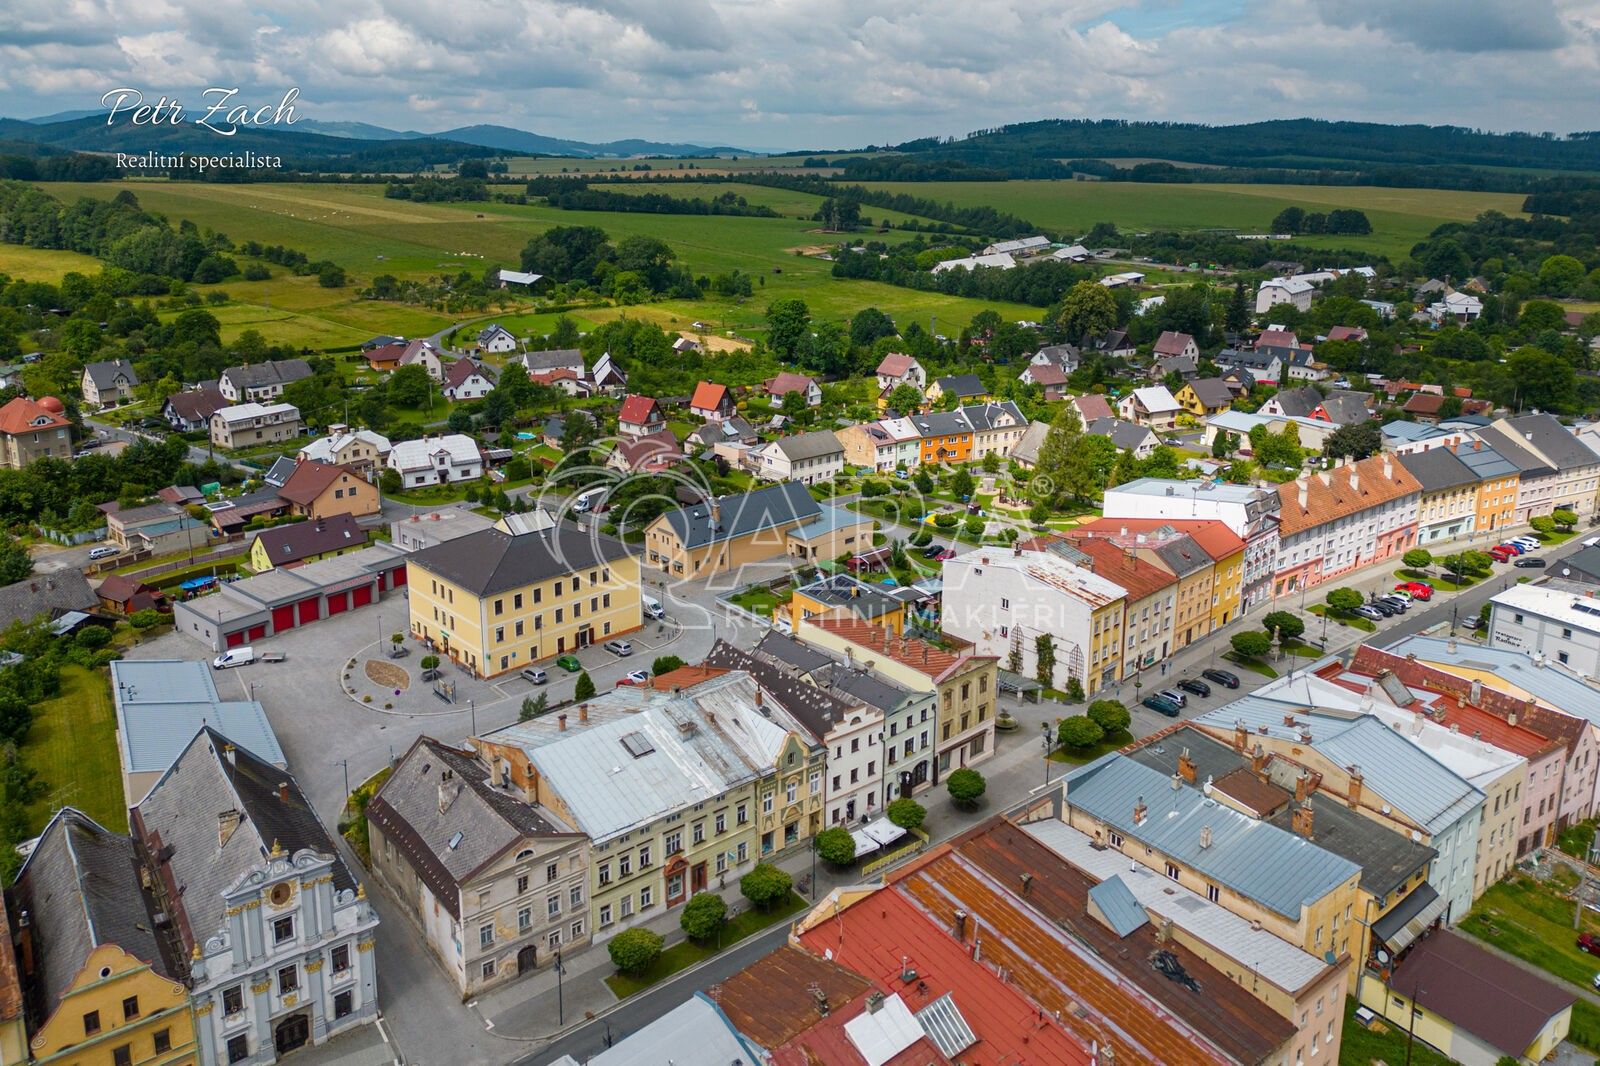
[13,111,750,159]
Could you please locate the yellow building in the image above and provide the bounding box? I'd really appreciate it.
[1174,378,1234,418]
[0,902,24,1066]
[13,810,198,1066]
[644,482,824,579]
[787,574,907,636]
[406,524,640,678]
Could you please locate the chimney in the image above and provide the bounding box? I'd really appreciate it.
[710,500,721,529]
[1019,873,1033,895]
[16,911,32,976]
[579,703,589,723]
[438,777,459,815]
[812,987,830,1017]
[1348,466,1360,493]
[755,688,764,708]
[1296,478,1309,512]
[1299,727,1313,744]
[1177,748,1197,783]
[557,713,568,732]
[1251,743,1267,774]
[1170,772,1182,791]
[1347,766,1363,809]
[953,910,968,942]
[1474,439,1482,450]
[1233,720,1247,752]
[1199,825,1212,849]
[1468,679,1482,707]
[1382,454,1393,479]
[1292,803,1314,838]
[218,810,242,848]
[277,782,289,803]
[866,991,885,1015]
[1133,796,1147,825]
[1294,771,1311,802]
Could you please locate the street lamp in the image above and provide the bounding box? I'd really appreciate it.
[554,945,565,1027]
[1041,721,1054,785]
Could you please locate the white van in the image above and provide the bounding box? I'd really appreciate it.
[642,595,665,620]
[213,647,255,670]
[572,487,607,514]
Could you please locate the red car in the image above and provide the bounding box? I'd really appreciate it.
[1395,581,1433,600]
[615,669,652,687]
[1489,545,1516,563]
[1580,932,1600,956]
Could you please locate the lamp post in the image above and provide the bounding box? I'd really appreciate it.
[554,945,565,1027]
[1041,721,1053,785]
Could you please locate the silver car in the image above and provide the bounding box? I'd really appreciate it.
[603,639,634,657]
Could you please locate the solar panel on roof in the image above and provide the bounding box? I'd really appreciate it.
[620,732,655,758]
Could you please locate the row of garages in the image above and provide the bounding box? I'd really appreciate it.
[174,543,409,651]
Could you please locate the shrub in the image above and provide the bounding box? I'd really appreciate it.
[1231,631,1271,659]
[813,827,857,866]
[1057,715,1104,749]
[679,891,727,941]
[740,863,793,910]
[128,608,163,630]
[886,798,926,831]
[380,469,402,493]
[1064,676,1085,703]
[75,626,110,649]
[651,655,685,676]
[964,515,985,537]
[933,512,958,529]
[574,671,596,700]
[946,768,986,809]
[607,928,664,974]
[1402,548,1432,571]
[1087,699,1131,734]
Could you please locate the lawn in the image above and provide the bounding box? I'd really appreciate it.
[1558,818,1598,860]
[385,481,473,505]
[1307,604,1377,633]
[1457,867,1600,991]
[1337,997,1456,1066]
[1222,652,1278,678]
[23,664,126,834]
[727,586,789,619]
[1048,727,1134,766]
[0,243,105,283]
[1394,568,1479,592]
[604,890,810,999]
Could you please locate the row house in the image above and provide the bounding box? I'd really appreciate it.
[1056,534,1178,677]
[1075,517,1247,631]
[1102,479,1282,610]
[1455,439,1521,536]
[834,416,920,472]
[1272,453,1421,597]
[219,360,312,403]
[1397,447,1480,545]
[1477,412,1600,522]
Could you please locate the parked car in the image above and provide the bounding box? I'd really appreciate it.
[1176,678,1211,698]
[75,438,101,451]
[1515,557,1547,568]
[1201,668,1240,689]
[1396,581,1433,600]
[1353,605,1385,621]
[520,667,548,685]
[555,654,582,672]
[936,549,957,561]
[1496,542,1526,556]
[1377,595,1409,612]
[1510,536,1541,550]
[87,545,120,560]
[616,670,651,687]
[1369,599,1397,617]
[1579,933,1600,957]
[1489,545,1517,563]
[921,544,945,559]
[603,639,634,657]
[213,647,255,670]
[1158,688,1188,708]
[1141,694,1182,717]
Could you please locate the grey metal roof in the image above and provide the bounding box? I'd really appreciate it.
[221,358,311,392]
[1061,753,1361,919]
[1153,534,1212,579]
[1383,634,1600,727]
[790,572,900,619]
[583,995,757,1066]
[658,482,820,551]
[1087,875,1149,938]
[262,456,299,486]
[135,727,356,944]
[818,663,916,713]
[770,430,844,462]
[111,659,284,778]
[914,993,978,1057]
[1503,412,1600,470]
[1397,448,1479,493]
[82,358,139,389]
[1185,377,1233,408]
[1011,420,1049,465]
[12,808,173,1018]
[1318,392,1372,426]
[934,373,985,397]
[408,524,629,597]
[703,639,856,742]
[754,628,836,678]
[1454,442,1519,480]
[1085,416,1154,452]
[1269,385,1322,418]
[955,400,1026,431]
[1192,696,1484,835]
[1472,423,1555,475]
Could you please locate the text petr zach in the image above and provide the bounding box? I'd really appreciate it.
[101,87,300,137]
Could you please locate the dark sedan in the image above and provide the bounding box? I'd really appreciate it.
[1176,678,1211,698]
[1201,668,1240,689]
[1142,694,1182,717]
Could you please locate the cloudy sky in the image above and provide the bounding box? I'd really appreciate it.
[1,0,1596,149]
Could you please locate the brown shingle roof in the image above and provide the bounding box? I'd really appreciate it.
[766,372,816,396]
[1393,930,1574,1057]
[1403,392,1444,415]
[253,513,368,566]
[1275,454,1422,536]
[277,460,360,505]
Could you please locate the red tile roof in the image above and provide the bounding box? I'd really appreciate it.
[876,353,917,377]
[1275,454,1422,536]
[1153,330,1194,356]
[807,617,994,684]
[1062,533,1178,602]
[690,381,728,411]
[766,372,816,397]
[277,460,359,505]
[1073,517,1245,563]
[648,665,729,691]
[797,883,1090,1066]
[1403,392,1444,415]
[612,429,683,472]
[1027,364,1070,387]
[1256,329,1301,350]
[364,341,407,365]
[1326,326,1367,342]
[0,396,70,435]
[1070,394,1113,423]
[714,944,877,1052]
[617,394,661,426]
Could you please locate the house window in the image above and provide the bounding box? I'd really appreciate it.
[715,812,726,834]
[640,885,653,908]
[83,1010,101,1036]
[737,841,749,862]
[273,916,295,944]
[598,862,611,885]
[122,995,140,1020]
[763,793,774,814]
[786,781,798,804]
[278,965,299,994]
[154,1028,172,1054]
[228,1034,251,1064]
[571,919,585,939]
[1165,862,1179,881]
[517,874,529,895]
[619,854,632,877]
[547,894,561,918]
[546,862,559,881]
[480,923,495,948]
[335,990,353,1020]
[1206,884,1220,903]
[665,831,682,854]
[570,884,583,907]
[223,986,244,1016]
[332,944,350,974]
[481,959,497,980]
[600,904,613,926]
[639,844,652,868]
[738,803,749,824]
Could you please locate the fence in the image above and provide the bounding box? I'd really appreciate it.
[108,543,248,581]
[860,827,930,879]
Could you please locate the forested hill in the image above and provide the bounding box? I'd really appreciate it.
[891,118,1600,174]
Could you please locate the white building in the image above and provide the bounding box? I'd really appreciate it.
[386,434,484,487]
[1488,584,1600,678]
[932,252,1015,273]
[1428,291,1483,323]
[1256,277,1314,314]
[1115,385,1182,431]
[476,324,519,353]
[874,353,926,393]
[1102,479,1282,609]
[982,235,1049,257]
[942,547,1126,693]
[210,402,303,450]
[299,426,391,474]
[754,431,845,485]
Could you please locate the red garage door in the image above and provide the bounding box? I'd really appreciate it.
[351,584,373,608]
[326,591,348,616]
[390,566,407,587]
[297,598,320,624]
[248,624,267,641]
[225,629,246,648]
[272,605,295,631]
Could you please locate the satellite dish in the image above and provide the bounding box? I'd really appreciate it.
[1563,568,1571,576]
[1375,947,1392,965]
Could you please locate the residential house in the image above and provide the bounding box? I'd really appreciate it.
[365,737,588,996]
[1068,392,1113,425]
[925,374,988,406]
[473,669,825,937]
[686,416,757,452]
[163,385,227,432]
[514,349,585,377]
[1256,277,1314,314]
[799,617,997,780]
[1116,385,1182,431]
[1402,392,1450,423]
[1070,525,1217,654]
[1258,385,1323,419]
[671,336,700,354]
[390,508,497,552]
[1102,478,1283,610]
[277,461,381,520]
[79,358,139,406]
[835,419,917,473]
[1085,416,1158,458]
[606,429,684,475]
[298,425,390,475]
[1473,422,1561,523]
[204,487,288,536]
[688,381,735,421]
[1314,390,1373,425]
[1174,377,1234,418]
[361,340,408,372]
[961,401,1029,462]
[1075,517,1246,630]
[441,357,498,402]
[931,251,1015,273]
[496,269,542,288]
[615,395,665,440]
[943,546,1127,695]
[386,434,483,488]
[1152,330,1199,361]
[0,395,71,468]
[644,482,822,578]
[1216,346,1284,384]
[764,372,822,408]
[94,572,165,616]
[1017,361,1070,400]
[1273,454,1422,596]
[12,809,200,1066]
[1090,328,1136,359]
[398,340,447,381]
[874,353,925,393]
[106,500,209,556]
[1397,447,1480,544]
[1008,419,1050,469]
[210,402,303,450]
[249,513,368,572]
[132,727,380,1066]
[755,430,844,485]
[1327,325,1368,342]
[786,572,908,636]
[1489,413,1600,520]
[1488,584,1600,679]
[588,353,627,395]
[1428,291,1484,323]
[0,570,97,630]
[218,359,313,403]
[1219,367,1256,398]
[406,524,640,677]
[475,324,518,354]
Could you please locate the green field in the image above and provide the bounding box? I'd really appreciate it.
[24,664,126,834]
[0,244,106,283]
[857,180,1527,260]
[601,180,938,226]
[496,153,877,177]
